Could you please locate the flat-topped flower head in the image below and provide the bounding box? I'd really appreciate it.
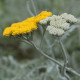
[51,15,62,21]
[46,13,77,36]
[61,13,78,23]
[3,11,52,36]
[50,16,66,28]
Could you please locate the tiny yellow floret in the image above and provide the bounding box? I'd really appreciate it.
[3,11,52,36]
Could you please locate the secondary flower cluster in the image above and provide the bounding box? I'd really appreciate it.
[3,11,52,36]
[40,13,77,36]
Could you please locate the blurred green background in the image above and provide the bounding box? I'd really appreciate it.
[0,0,80,80]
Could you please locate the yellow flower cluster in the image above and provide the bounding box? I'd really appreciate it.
[3,11,52,36]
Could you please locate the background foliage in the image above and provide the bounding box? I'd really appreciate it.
[0,0,80,80]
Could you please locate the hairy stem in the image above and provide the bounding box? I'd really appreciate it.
[30,41,62,66]
[40,30,46,48]
[31,0,37,15]
[58,37,68,72]
[26,1,35,16]
[58,37,71,80]
[24,40,80,78]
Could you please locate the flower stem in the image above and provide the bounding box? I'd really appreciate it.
[26,1,35,16]
[31,0,37,15]
[58,37,68,71]
[23,37,80,78]
[29,41,62,66]
[28,40,80,77]
[58,37,71,80]
[40,30,46,48]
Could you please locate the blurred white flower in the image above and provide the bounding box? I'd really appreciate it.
[51,15,62,21]
[61,13,78,23]
[61,23,70,30]
[46,26,64,36]
[50,17,66,28]
[39,19,47,24]
[39,17,51,24]
[50,15,70,31]
[46,17,51,21]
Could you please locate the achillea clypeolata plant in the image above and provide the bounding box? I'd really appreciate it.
[3,9,80,80]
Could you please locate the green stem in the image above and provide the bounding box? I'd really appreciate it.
[28,40,80,77]
[22,36,80,78]
[58,37,68,71]
[27,1,35,16]
[40,30,46,48]
[30,41,61,66]
[31,0,37,15]
[58,37,71,80]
